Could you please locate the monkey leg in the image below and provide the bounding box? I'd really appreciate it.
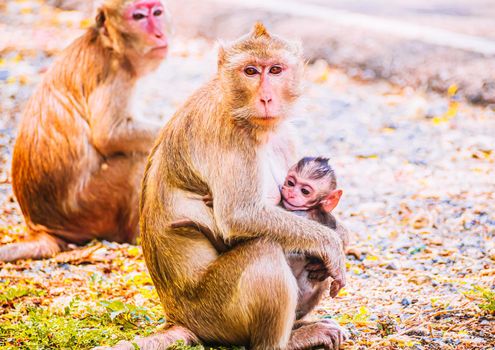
[288,319,349,350]
[0,231,66,262]
[52,155,145,245]
[92,325,198,350]
[158,239,299,350]
[288,256,348,349]
[288,253,329,320]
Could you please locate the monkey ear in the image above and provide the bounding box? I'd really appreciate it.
[321,189,343,213]
[95,8,106,28]
[251,22,271,39]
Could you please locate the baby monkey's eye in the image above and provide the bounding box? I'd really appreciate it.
[244,66,259,76]
[301,188,311,195]
[153,9,163,16]
[269,65,283,75]
[132,13,146,20]
[287,180,295,187]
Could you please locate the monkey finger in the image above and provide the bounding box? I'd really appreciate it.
[308,271,328,282]
[305,262,327,271]
[329,279,343,298]
[170,219,196,229]
[201,195,213,207]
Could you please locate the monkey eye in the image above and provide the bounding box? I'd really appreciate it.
[132,12,146,20]
[269,65,283,75]
[244,66,259,76]
[287,180,295,187]
[301,188,311,196]
[153,9,163,16]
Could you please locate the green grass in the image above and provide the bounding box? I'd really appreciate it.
[476,286,495,314]
[0,297,161,349]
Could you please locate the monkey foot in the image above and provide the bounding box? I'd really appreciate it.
[288,319,349,350]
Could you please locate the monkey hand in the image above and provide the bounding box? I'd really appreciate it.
[305,257,329,282]
[320,246,346,298]
[202,194,213,208]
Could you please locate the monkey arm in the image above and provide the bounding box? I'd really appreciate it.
[170,219,229,253]
[309,211,350,250]
[216,200,346,297]
[91,116,160,156]
[87,85,161,156]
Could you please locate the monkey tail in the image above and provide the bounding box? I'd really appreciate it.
[0,230,64,262]
[92,325,199,349]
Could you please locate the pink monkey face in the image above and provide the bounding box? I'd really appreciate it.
[124,0,169,59]
[281,171,322,210]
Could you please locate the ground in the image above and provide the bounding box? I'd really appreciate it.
[0,1,494,350]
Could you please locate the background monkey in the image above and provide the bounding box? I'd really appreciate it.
[1,0,170,262]
[114,23,347,350]
[172,156,349,319]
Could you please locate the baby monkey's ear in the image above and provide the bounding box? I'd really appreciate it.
[321,189,343,213]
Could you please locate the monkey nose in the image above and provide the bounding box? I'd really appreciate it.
[260,96,272,105]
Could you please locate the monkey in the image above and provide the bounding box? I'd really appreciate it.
[281,156,348,319]
[1,0,170,263]
[170,156,349,320]
[103,23,348,350]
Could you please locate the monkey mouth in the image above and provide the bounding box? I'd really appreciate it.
[148,45,169,58]
[152,45,168,51]
[251,115,279,126]
[282,199,309,211]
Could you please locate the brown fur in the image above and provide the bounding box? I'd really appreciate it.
[134,23,347,350]
[2,0,167,262]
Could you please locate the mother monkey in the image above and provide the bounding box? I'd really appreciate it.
[123,24,348,350]
[1,0,169,262]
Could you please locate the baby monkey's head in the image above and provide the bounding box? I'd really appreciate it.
[281,157,342,212]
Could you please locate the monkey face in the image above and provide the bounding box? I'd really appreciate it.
[241,61,290,124]
[122,0,170,59]
[281,170,323,210]
[281,167,342,213]
[218,23,303,128]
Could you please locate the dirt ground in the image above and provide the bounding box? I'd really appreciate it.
[0,1,494,349]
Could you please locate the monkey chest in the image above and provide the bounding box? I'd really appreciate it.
[259,148,288,205]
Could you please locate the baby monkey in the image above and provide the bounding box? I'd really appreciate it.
[281,157,347,317]
[171,157,348,318]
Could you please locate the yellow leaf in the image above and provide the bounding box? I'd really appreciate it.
[6,76,16,84]
[381,127,395,134]
[432,116,448,125]
[20,7,33,15]
[447,84,458,97]
[351,267,363,275]
[0,58,5,66]
[18,75,28,85]
[127,246,140,257]
[357,154,379,159]
[12,54,23,63]
[316,68,330,83]
[358,306,369,315]
[445,101,459,118]
[80,18,91,29]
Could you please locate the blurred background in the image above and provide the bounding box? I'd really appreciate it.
[0,1,494,349]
